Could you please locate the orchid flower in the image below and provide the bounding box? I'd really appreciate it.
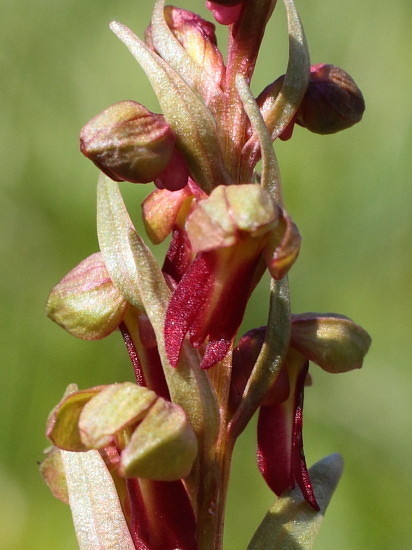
[41,1,368,549]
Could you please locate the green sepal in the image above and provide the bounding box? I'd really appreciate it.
[110,20,230,192]
[120,397,198,481]
[79,382,157,449]
[247,454,344,550]
[291,313,372,373]
[61,449,135,550]
[46,385,105,451]
[46,252,128,340]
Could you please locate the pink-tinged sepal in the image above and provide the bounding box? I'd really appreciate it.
[257,355,320,510]
[46,252,128,340]
[80,101,182,186]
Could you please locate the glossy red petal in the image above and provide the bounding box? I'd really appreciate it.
[257,398,294,496]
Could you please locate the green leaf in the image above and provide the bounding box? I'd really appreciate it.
[264,0,310,139]
[97,175,219,443]
[61,450,135,550]
[247,454,344,550]
[110,20,230,192]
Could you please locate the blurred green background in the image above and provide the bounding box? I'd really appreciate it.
[1,0,411,548]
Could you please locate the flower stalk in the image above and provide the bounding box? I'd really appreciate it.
[41,0,369,549]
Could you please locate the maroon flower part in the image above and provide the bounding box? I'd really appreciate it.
[257,355,319,510]
[164,184,300,369]
[206,1,244,25]
[232,313,370,509]
[80,100,189,190]
[295,63,365,134]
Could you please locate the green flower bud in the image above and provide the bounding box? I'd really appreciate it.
[120,397,198,481]
[291,313,371,373]
[80,100,176,183]
[79,383,157,449]
[46,253,128,340]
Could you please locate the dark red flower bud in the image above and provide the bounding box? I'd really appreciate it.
[80,100,176,184]
[296,64,365,134]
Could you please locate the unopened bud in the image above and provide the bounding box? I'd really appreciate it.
[291,313,371,373]
[46,253,128,340]
[80,100,176,183]
[120,397,198,481]
[296,64,365,134]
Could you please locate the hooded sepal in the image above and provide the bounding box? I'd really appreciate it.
[46,382,198,482]
[295,64,365,134]
[291,312,371,373]
[46,252,128,340]
[80,100,178,185]
[247,454,344,550]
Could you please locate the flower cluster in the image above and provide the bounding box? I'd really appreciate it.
[41,1,369,549]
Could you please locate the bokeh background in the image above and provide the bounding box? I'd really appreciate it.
[1,0,411,548]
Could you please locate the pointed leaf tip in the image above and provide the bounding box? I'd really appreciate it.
[248,453,344,550]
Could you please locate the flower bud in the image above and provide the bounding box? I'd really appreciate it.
[120,397,198,481]
[290,313,371,373]
[296,64,365,134]
[80,100,176,183]
[46,253,128,340]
